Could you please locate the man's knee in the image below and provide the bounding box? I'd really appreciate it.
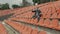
[39,14,42,17]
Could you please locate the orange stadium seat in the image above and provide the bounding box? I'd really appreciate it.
[57,9,60,14]
[31,29,38,34]
[39,31,47,34]
[51,13,58,18]
[0,10,13,17]
[44,19,51,27]
[53,2,60,10]
[49,19,59,29]
[57,9,60,18]
[45,8,52,18]
[38,19,44,26]
[51,6,56,14]
[58,14,60,18]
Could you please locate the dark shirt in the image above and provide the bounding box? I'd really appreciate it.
[32,9,41,16]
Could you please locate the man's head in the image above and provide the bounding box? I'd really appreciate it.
[35,3,38,6]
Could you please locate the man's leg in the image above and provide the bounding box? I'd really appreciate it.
[37,14,42,22]
[32,15,37,19]
[37,16,40,22]
[31,14,37,19]
[40,14,42,17]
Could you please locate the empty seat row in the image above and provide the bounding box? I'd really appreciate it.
[4,20,47,34]
[10,17,60,30]
[0,10,13,17]
[12,9,60,19]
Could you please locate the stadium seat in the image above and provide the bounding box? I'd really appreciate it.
[49,19,59,29]
[39,31,47,34]
[31,29,38,34]
[44,19,51,27]
[51,6,56,14]
[50,13,58,18]
[38,19,44,26]
[57,13,60,18]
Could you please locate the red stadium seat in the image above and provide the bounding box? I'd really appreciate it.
[39,31,47,34]
[49,19,59,29]
[44,19,51,27]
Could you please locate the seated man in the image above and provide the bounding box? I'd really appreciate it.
[32,7,42,22]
